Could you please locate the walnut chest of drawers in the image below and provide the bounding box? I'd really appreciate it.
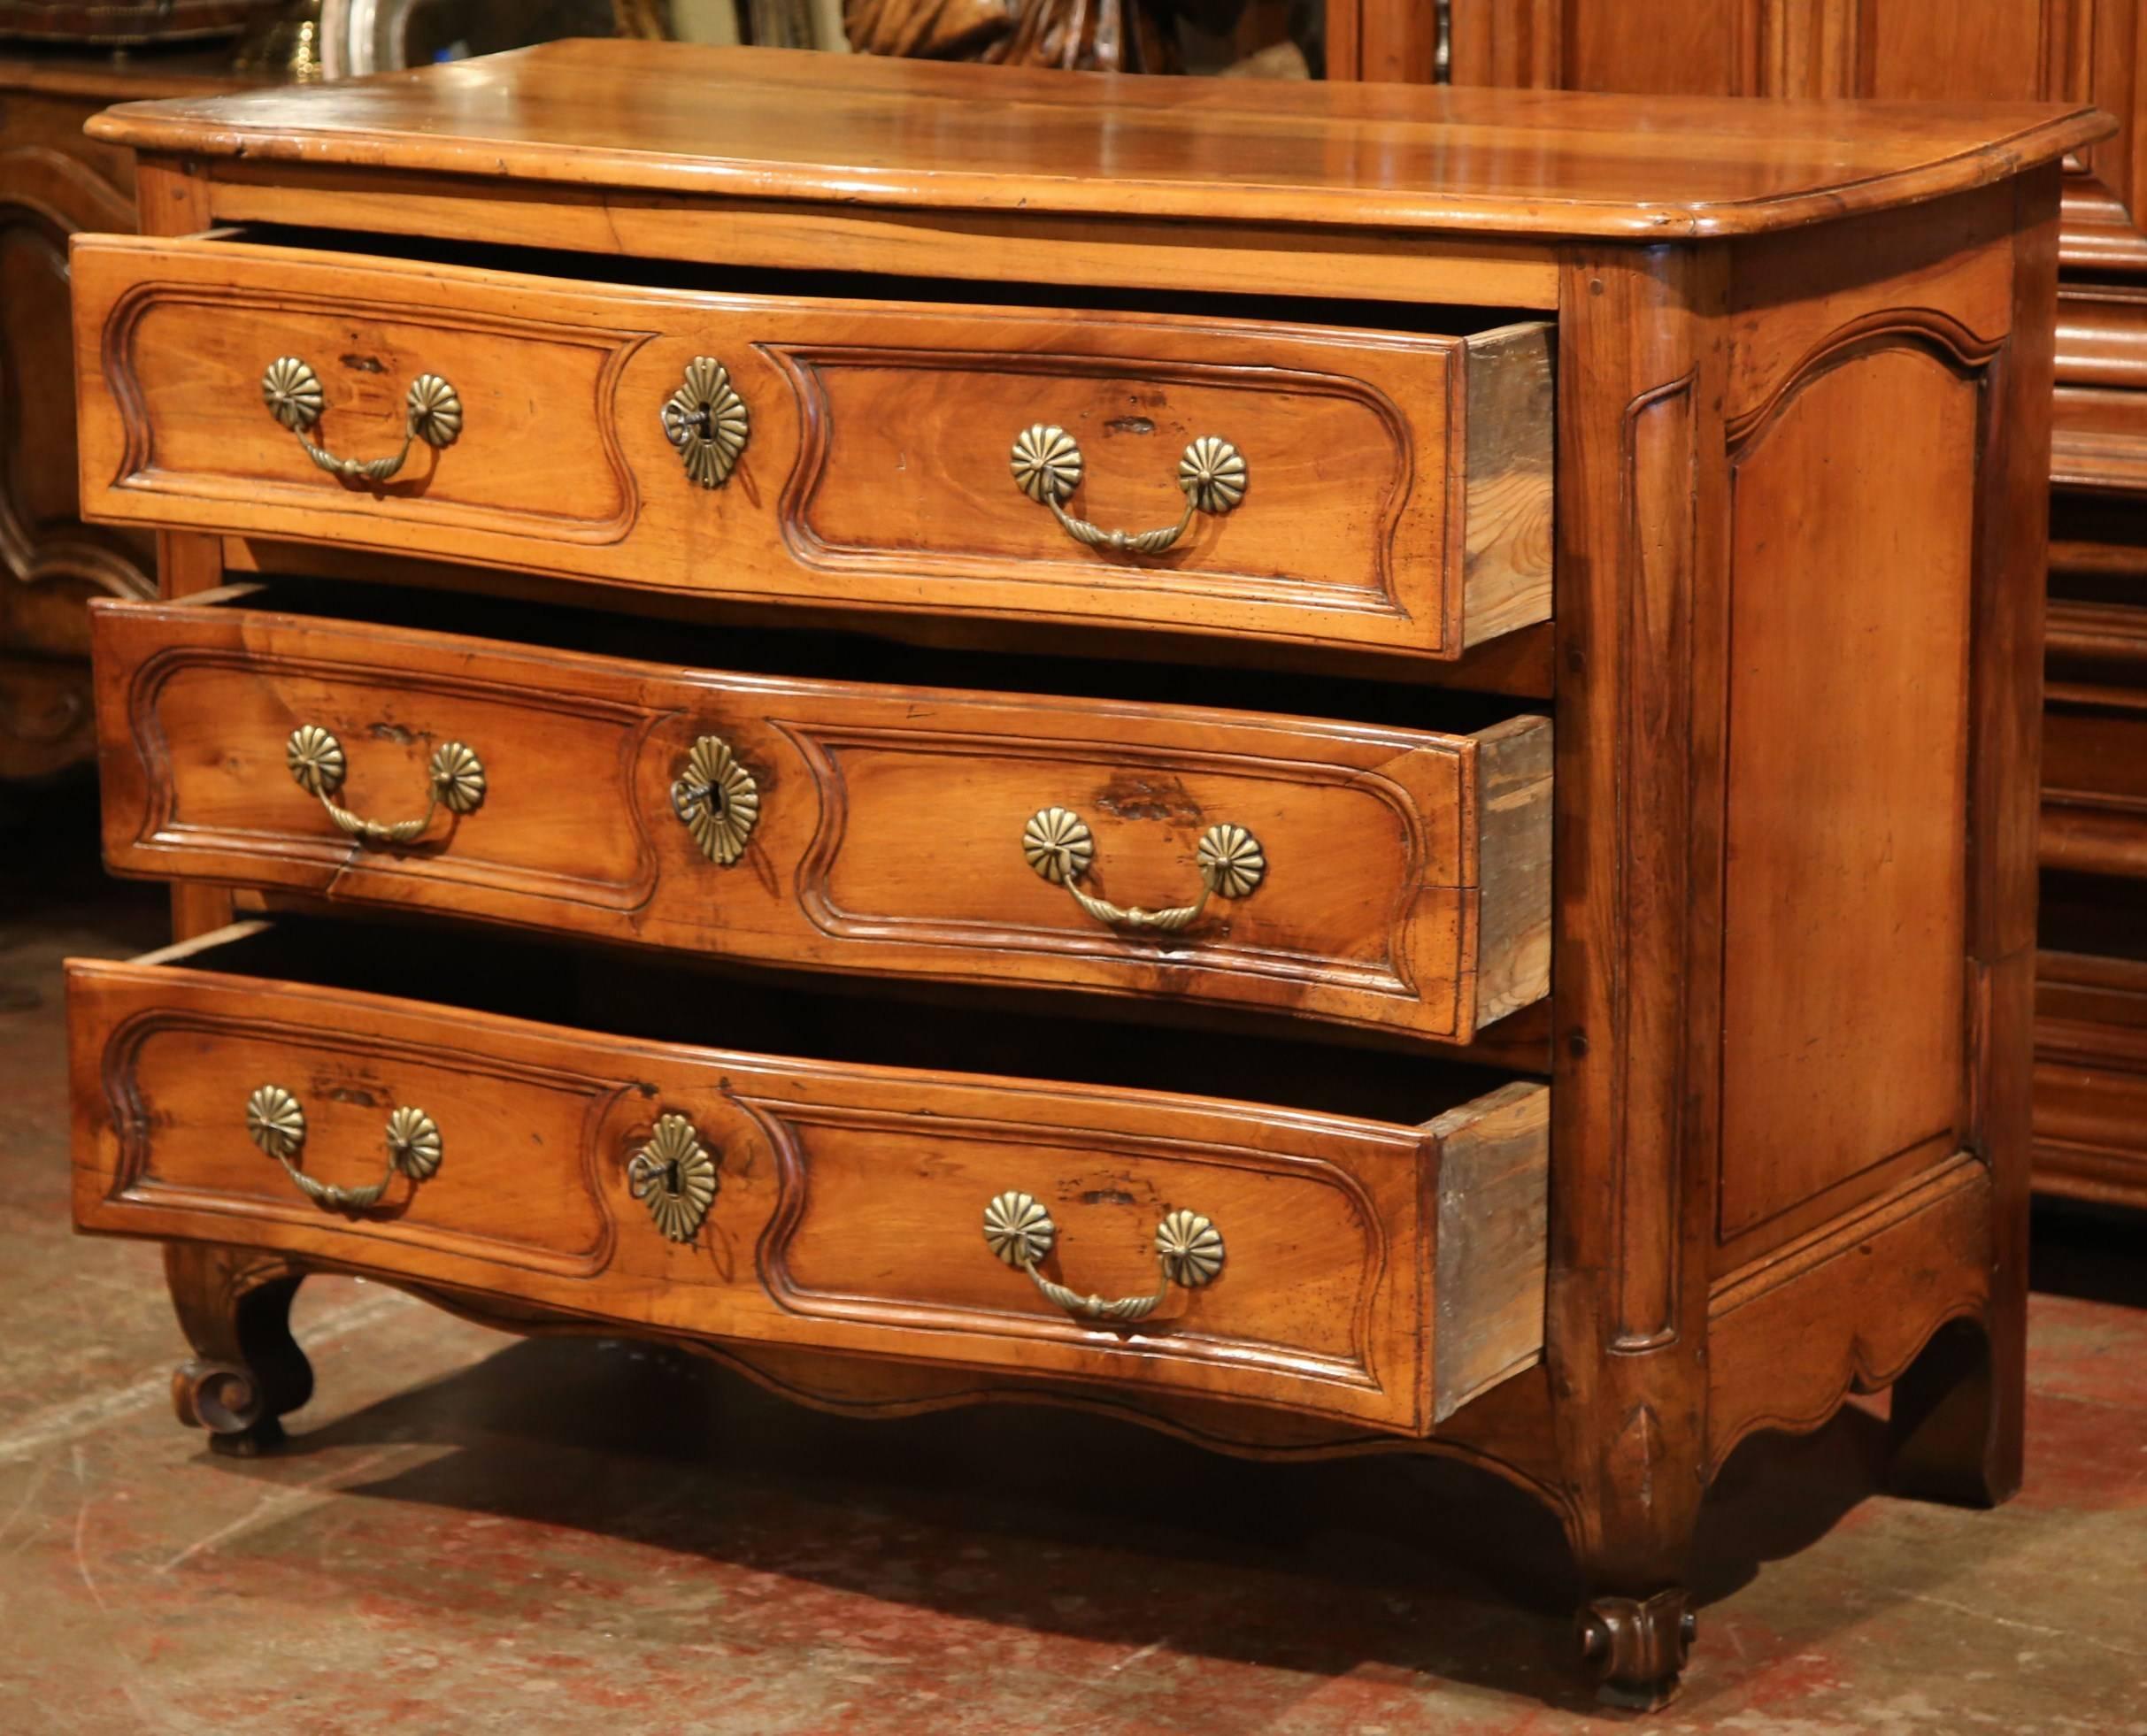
[58,43,2105,1709]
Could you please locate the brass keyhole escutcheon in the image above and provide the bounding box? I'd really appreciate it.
[670,734,760,865]
[627,1113,718,1244]
[662,357,750,488]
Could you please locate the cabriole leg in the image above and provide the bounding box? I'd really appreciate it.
[165,1242,313,1456]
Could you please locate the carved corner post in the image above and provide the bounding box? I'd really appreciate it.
[1888,164,2062,1509]
[166,1242,313,1456]
[1547,242,1729,1711]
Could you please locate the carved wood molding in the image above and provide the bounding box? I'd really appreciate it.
[120,640,666,909]
[227,1248,1574,1518]
[97,278,649,545]
[762,338,1420,621]
[1725,307,2005,450]
[1705,1152,1991,1474]
[741,1093,1401,1402]
[774,717,1443,1012]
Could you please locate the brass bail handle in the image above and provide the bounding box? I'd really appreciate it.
[261,356,463,483]
[1010,425,1247,556]
[1021,808,1265,933]
[245,1085,442,1212]
[285,725,485,847]
[982,1191,1225,1322]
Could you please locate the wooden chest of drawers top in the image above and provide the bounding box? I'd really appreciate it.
[87,38,2105,247]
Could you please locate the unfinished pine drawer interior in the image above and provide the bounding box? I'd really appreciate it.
[70,918,1549,1434]
[70,232,1552,661]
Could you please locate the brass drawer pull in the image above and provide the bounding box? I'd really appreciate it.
[662,357,750,488]
[1021,807,1265,933]
[245,1084,442,1211]
[260,356,462,482]
[285,725,485,846]
[982,1190,1224,1322]
[627,1113,719,1243]
[1010,424,1246,556]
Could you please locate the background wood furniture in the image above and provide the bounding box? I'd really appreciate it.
[0,48,239,780]
[61,43,2098,1707]
[1325,0,2147,1215]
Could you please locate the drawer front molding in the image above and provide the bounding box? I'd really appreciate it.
[766,342,1419,622]
[99,595,1547,1042]
[744,1096,1395,1399]
[71,939,1551,1433]
[72,234,1551,661]
[99,277,649,546]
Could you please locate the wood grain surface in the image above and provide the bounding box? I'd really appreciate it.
[70,923,1550,1434]
[72,233,1551,660]
[91,588,1551,1042]
[81,40,2108,240]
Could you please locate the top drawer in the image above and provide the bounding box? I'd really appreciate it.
[70,234,1552,662]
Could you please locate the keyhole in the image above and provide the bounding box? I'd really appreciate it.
[663,1159,682,1195]
[705,786,726,819]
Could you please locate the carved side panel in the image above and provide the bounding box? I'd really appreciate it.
[1706,1156,1992,1472]
[1715,338,1980,1248]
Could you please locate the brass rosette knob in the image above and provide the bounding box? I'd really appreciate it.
[670,734,760,865]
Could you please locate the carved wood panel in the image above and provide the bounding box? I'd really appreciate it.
[0,87,154,778]
[96,592,1551,1042]
[73,232,1554,661]
[71,941,1551,1433]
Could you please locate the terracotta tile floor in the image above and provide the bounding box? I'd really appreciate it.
[4,780,2143,1735]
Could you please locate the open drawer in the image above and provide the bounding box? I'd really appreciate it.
[90,582,1551,1044]
[68,919,1551,1434]
[70,231,1551,662]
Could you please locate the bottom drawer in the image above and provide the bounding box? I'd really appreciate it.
[68,921,1548,1435]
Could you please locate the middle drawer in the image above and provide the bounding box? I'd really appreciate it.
[92,587,1550,1044]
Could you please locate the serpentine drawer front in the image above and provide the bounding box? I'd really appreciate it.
[89,588,1551,1043]
[67,922,1551,1433]
[67,233,1552,662]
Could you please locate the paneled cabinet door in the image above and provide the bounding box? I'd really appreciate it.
[0,89,155,779]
